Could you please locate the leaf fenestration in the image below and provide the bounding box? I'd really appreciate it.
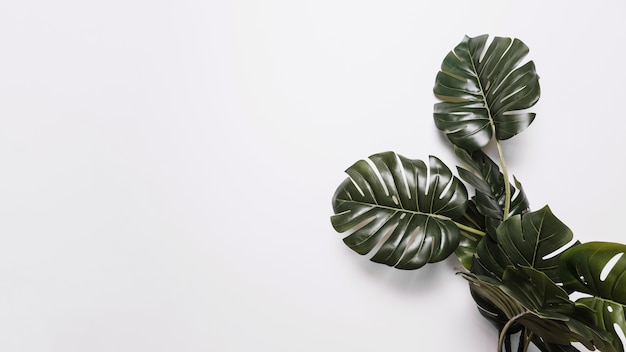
[331,152,468,270]
[434,35,540,151]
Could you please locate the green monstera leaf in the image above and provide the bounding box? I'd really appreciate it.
[575,298,625,352]
[560,242,626,303]
[476,205,578,282]
[560,242,626,352]
[331,151,468,269]
[433,35,540,151]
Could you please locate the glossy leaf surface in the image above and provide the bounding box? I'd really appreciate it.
[331,152,468,269]
[560,242,626,352]
[576,297,626,352]
[454,199,485,269]
[476,206,578,282]
[560,242,626,304]
[434,35,540,150]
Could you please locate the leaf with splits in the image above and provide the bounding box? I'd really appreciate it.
[331,152,468,269]
[434,35,540,151]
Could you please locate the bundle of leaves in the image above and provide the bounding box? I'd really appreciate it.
[330,34,626,352]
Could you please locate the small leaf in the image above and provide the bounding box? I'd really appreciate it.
[331,152,468,269]
[434,35,540,150]
[494,205,578,282]
[455,147,529,226]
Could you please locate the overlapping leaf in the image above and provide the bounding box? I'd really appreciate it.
[434,35,540,151]
[455,147,529,239]
[461,266,610,351]
[331,152,468,269]
[454,199,485,269]
[560,242,626,303]
[453,148,530,270]
[560,242,626,352]
[476,206,578,282]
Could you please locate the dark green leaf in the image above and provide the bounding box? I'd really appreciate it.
[499,267,574,320]
[331,152,468,269]
[466,258,519,331]
[460,268,526,320]
[576,297,625,352]
[560,242,626,304]
[454,199,485,269]
[434,35,540,150]
[560,242,626,352]
[475,233,512,279]
[487,206,578,282]
[455,147,529,227]
[461,267,611,351]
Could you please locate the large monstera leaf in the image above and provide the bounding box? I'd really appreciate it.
[331,152,468,269]
[560,242,626,352]
[433,35,540,151]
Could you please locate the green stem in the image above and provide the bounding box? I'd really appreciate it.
[454,221,486,237]
[495,139,511,221]
[522,329,533,352]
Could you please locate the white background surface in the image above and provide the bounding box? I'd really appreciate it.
[1,1,625,351]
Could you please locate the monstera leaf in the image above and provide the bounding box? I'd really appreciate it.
[331,152,468,269]
[476,206,578,282]
[560,242,626,352]
[575,298,625,352]
[433,35,540,151]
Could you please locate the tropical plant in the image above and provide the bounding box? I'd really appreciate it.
[329,34,626,351]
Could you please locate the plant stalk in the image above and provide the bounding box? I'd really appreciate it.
[522,329,533,352]
[498,313,528,352]
[454,222,486,237]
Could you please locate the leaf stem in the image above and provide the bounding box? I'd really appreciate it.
[522,329,533,352]
[498,312,528,352]
[454,222,486,237]
[495,138,511,221]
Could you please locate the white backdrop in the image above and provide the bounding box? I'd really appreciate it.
[1,1,625,351]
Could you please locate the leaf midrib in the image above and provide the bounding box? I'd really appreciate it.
[334,198,451,221]
[466,41,496,134]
